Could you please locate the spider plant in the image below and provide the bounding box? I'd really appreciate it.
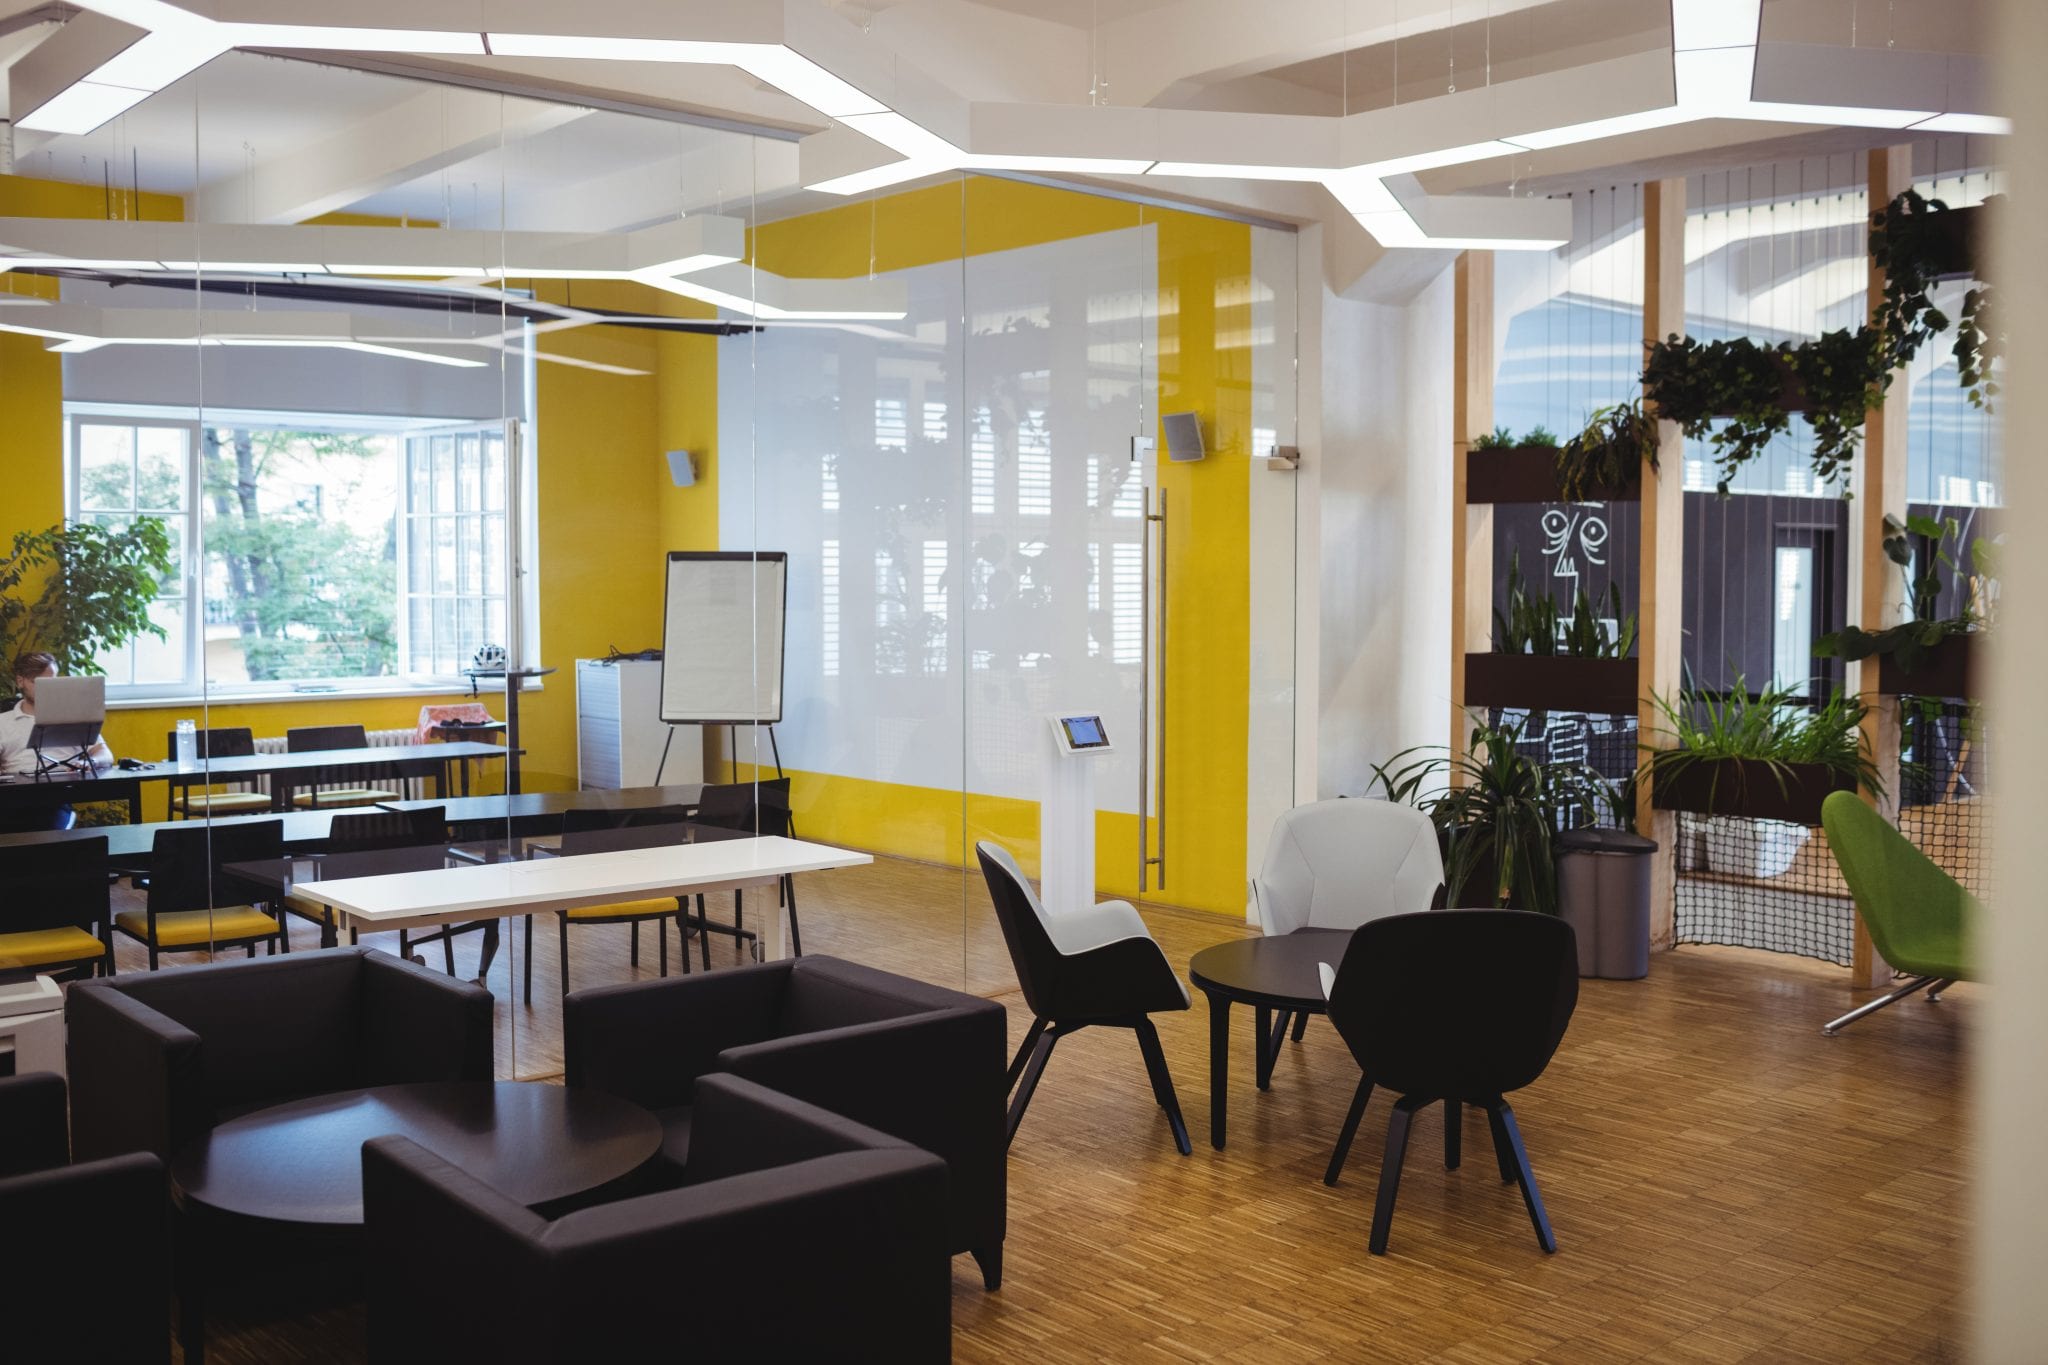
[1640,678,1884,805]
[1372,722,1623,915]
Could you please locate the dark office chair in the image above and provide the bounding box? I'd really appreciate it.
[282,806,456,957]
[112,820,288,970]
[0,1073,169,1364]
[0,837,115,979]
[285,723,401,810]
[1321,909,1579,1255]
[549,805,695,1000]
[363,1075,951,1364]
[564,955,1009,1290]
[687,778,801,965]
[163,727,271,817]
[975,839,1193,1156]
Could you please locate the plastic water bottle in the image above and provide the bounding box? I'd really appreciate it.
[176,719,197,766]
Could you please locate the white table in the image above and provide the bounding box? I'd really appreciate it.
[0,1008,65,1078]
[303,835,871,962]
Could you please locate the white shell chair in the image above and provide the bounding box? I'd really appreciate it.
[1249,797,1444,1067]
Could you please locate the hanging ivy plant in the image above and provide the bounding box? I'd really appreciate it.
[1868,188,2002,410]
[1641,330,1883,495]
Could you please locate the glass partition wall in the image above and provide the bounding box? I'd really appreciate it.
[4,52,1299,1085]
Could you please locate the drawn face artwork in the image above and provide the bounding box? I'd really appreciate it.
[1540,507,1608,583]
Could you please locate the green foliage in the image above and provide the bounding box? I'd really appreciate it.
[1642,679,1883,802]
[1522,425,1560,449]
[1557,400,1657,501]
[1869,188,2002,410]
[1641,330,1885,496]
[0,518,175,701]
[1813,513,1994,673]
[1493,551,1635,660]
[1471,424,1559,450]
[1372,722,1622,915]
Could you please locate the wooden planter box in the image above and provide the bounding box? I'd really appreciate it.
[1875,634,1976,699]
[1921,203,1985,282]
[1465,445,1640,503]
[1651,757,1855,827]
[1464,653,1639,717]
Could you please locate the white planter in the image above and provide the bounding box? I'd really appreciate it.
[1701,817,1809,880]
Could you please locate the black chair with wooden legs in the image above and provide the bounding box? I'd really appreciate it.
[0,838,117,981]
[686,779,801,966]
[974,840,1192,1156]
[1320,909,1579,1256]
[113,821,288,970]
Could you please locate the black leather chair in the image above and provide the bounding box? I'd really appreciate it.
[363,1073,949,1364]
[66,945,494,1163]
[687,778,800,962]
[564,954,1009,1289]
[0,1072,169,1363]
[975,839,1193,1156]
[1321,909,1579,1255]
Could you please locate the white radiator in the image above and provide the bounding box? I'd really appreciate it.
[245,728,417,796]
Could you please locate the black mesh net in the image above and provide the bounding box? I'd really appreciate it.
[1898,697,1991,901]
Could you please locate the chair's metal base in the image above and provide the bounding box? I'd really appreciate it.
[1822,974,1952,1035]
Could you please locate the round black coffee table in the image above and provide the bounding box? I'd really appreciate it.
[173,1080,661,1226]
[1188,929,1350,1150]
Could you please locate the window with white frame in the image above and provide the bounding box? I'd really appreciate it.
[67,407,524,697]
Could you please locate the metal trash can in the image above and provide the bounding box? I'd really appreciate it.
[1555,827,1659,979]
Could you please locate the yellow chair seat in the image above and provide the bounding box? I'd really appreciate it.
[115,906,281,948]
[0,925,106,970]
[565,897,682,922]
[282,891,334,924]
[172,790,274,815]
[291,789,400,810]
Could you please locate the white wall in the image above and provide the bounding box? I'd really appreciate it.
[1315,266,1454,796]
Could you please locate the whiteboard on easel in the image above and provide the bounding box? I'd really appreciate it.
[660,551,788,724]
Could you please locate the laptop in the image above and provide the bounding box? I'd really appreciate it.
[32,676,106,727]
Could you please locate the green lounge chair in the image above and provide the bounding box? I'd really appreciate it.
[1819,790,1977,1035]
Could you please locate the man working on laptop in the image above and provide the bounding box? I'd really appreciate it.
[0,651,115,777]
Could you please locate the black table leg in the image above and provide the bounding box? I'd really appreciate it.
[474,920,501,985]
[1205,989,1229,1149]
[1254,1004,1274,1091]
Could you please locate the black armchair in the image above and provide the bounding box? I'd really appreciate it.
[363,1073,949,1364]
[1321,909,1579,1255]
[66,945,494,1163]
[564,953,1008,1288]
[0,1072,169,1363]
[975,839,1193,1156]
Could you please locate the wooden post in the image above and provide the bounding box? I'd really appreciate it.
[1450,251,1495,763]
[1851,145,1913,990]
[1638,178,1685,950]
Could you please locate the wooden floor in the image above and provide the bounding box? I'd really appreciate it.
[92,855,1966,1363]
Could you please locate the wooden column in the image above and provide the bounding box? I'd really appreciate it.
[1450,250,1494,760]
[1850,145,1914,990]
[1638,177,1685,950]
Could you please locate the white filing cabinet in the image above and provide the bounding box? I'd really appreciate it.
[576,658,699,788]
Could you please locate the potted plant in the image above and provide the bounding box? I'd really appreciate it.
[1814,513,1993,699]
[1555,400,1656,502]
[0,518,176,706]
[1372,720,1622,914]
[1643,680,1881,842]
[1465,424,1588,503]
[1465,552,1639,716]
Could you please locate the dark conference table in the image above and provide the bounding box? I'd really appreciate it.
[0,809,347,860]
[380,784,705,836]
[1187,928,1350,1150]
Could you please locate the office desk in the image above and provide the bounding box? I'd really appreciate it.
[379,785,705,836]
[308,835,869,963]
[0,810,355,862]
[134,742,512,809]
[0,767,143,825]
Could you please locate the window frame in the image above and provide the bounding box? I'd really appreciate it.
[63,402,533,702]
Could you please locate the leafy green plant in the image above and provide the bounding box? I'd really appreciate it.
[1641,678,1883,805]
[1522,425,1560,449]
[1642,330,1885,495]
[1373,722,1622,914]
[1471,425,1517,450]
[1814,513,1995,672]
[1557,400,1657,500]
[0,518,175,702]
[1494,552,1635,660]
[1869,188,2001,410]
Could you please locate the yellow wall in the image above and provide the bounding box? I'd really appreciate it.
[745,178,1257,916]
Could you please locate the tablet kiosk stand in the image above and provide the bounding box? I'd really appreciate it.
[464,666,554,794]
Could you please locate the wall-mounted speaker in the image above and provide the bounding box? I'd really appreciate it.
[1162,411,1205,462]
[666,450,697,487]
